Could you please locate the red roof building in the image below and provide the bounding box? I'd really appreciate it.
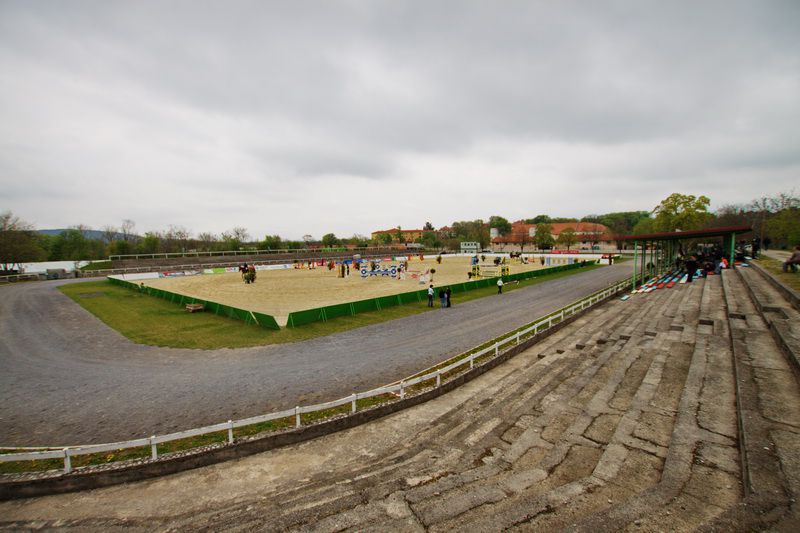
[491,221,615,251]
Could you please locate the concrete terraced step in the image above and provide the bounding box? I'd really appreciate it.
[6,272,800,532]
[737,267,800,375]
[274,280,717,531]
[700,269,800,531]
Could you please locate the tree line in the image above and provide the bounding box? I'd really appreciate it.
[1,191,797,271]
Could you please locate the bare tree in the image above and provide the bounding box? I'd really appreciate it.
[173,225,191,251]
[101,225,118,245]
[120,219,136,242]
[231,227,249,243]
[1,211,33,231]
[197,232,217,251]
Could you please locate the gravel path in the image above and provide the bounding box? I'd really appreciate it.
[0,264,630,446]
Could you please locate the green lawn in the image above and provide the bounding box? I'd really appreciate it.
[59,264,601,349]
[753,257,800,292]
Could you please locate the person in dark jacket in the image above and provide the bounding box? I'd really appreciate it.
[445,287,452,308]
[685,255,698,283]
[438,288,446,308]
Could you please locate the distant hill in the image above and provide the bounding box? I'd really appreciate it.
[38,229,123,241]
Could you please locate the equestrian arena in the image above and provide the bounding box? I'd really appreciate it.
[137,255,549,325]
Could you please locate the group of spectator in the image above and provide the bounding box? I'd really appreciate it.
[427,284,452,308]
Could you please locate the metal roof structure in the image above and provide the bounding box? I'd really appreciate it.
[621,225,753,291]
[619,225,753,242]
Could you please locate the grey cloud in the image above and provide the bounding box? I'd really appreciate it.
[1,0,798,235]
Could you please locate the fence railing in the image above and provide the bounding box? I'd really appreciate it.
[0,278,629,474]
[0,273,41,283]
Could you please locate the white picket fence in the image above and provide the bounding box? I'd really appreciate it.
[0,279,629,474]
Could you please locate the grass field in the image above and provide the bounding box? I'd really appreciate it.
[60,264,601,349]
[753,256,800,291]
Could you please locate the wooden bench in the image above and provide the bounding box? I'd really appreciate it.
[185,303,205,313]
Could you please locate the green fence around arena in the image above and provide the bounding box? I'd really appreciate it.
[285,260,597,328]
[107,276,280,330]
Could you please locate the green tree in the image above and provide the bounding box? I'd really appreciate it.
[221,227,249,250]
[767,208,800,248]
[321,233,339,247]
[377,233,393,245]
[108,239,133,256]
[534,223,555,250]
[652,193,712,232]
[583,211,650,236]
[450,220,489,247]
[632,217,655,235]
[260,234,282,250]
[0,211,48,271]
[556,227,577,251]
[423,221,434,231]
[419,230,440,249]
[49,228,94,260]
[138,232,161,254]
[488,215,512,236]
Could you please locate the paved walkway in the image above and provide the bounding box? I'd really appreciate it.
[0,264,631,446]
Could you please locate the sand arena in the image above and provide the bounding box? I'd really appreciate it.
[140,256,549,325]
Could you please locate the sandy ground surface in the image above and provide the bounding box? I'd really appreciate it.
[142,256,557,325]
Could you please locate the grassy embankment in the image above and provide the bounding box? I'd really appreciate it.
[753,256,800,292]
[58,264,601,349]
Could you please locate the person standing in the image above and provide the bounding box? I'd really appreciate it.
[445,287,452,308]
[438,288,446,308]
[497,278,504,294]
[685,255,698,283]
[427,284,434,307]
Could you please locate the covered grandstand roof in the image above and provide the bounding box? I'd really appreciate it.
[619,225,752,241]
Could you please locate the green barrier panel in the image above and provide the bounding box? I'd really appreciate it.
[351,298,379,314]
[453,282,469,293]
[287,308,324,327]
[251,312,280,330]
[322,302,352,320]
[108,277,282,330]
[282,260,592,328]
[376,295,400,309]
[397,291,420,305]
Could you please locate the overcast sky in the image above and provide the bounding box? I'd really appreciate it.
[1,1,798,240]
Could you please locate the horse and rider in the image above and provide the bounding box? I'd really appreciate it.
[240,263,257,284]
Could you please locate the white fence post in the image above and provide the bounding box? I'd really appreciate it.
[436,370,441,388]
[494,343,499,356]
[295,406,301,428]
[351,393,357,414]
[400,380,405,399]
[227,420,234,444]
[150,436,157,460]
[470,353,474,369]
[63,448,71,474]
[516,332,520,345]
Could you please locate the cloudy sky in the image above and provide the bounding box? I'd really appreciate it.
[1,1,798,240]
